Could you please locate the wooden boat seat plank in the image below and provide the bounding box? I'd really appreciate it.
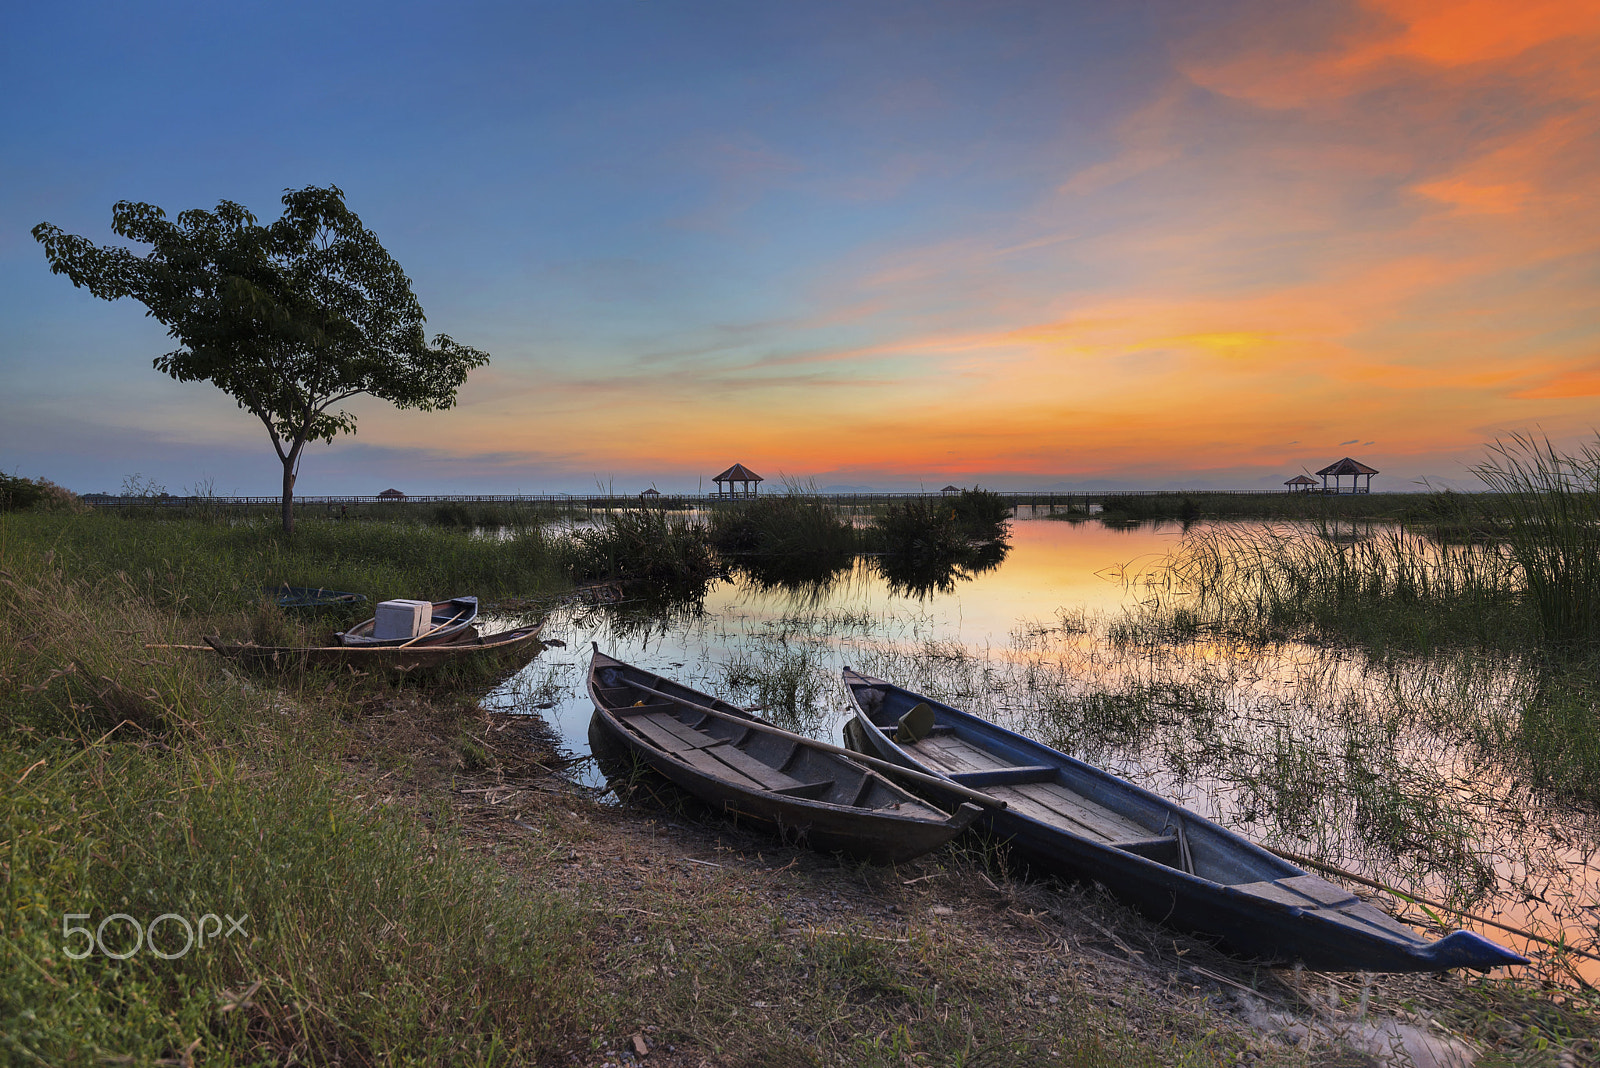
[950,765,1058,787]
[1004,782,1149,842]
[1275,874,1362,907]
[907,736,1011,774]
[675,745,765,789]
[1233,880,1360,910]
[624,710,721,754]
[981,785,1117,843]
[772,780,835,799]
[703,743,806,792]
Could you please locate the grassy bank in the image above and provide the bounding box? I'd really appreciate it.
[1,510,1244,1066]
[7,507,1597,1062]
[0,520,593,1063]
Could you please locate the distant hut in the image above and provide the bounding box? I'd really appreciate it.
[941,485,961,496]
[712,463,763,498]
[639,488,660,499]
[1315,458,1378,494]
[377,488,407,500]
[1284,475,1318,494]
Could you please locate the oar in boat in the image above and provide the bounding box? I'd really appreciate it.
[611,675,1007,812]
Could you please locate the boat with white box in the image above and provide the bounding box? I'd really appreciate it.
[338,596,479,647]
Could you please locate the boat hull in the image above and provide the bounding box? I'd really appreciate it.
[842,669,1526,973]
[589,652,979,865]
[207,624,542,673]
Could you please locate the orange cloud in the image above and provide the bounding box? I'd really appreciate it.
[1511,365,1600,399]
[1341,0,1600,70]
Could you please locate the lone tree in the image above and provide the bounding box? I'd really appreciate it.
[34,185,489,533]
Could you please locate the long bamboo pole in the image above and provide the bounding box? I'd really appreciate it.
[398,607,469,649]
[609,676,1006,811]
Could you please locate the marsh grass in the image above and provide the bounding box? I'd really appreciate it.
[709,494,859,559]
[0,520,595,1064]
[1095,490,1480,524]
[562,507,723,593]
[720,637,832,733]
[1473,433,1600,650]
[0,510,567,618]
[1135,521,1527,654]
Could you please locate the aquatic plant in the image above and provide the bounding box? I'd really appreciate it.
[1472,433,1600,651]
[562,507,723,593]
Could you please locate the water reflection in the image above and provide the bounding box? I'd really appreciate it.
[484,518,1599,987]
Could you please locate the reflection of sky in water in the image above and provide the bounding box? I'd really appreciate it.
[482,518,1599,986]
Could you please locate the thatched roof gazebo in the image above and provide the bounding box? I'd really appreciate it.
[941,485,961,496]
[712,463,763,498]
[1285,475,1318,494]
[377,488,406,500]
[1315,458,1378,494]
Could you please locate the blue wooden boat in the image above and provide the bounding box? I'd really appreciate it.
[841,667,1528,973]
[588,651,981,864]
[267,584,367,610]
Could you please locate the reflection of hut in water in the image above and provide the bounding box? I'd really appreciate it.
[377,488,407,500]
[712,463,763,498]
[1315,457,1379,494]
[1285,475,1318,494]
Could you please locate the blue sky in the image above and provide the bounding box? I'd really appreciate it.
[5,1,1599,494]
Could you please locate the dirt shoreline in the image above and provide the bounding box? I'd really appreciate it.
[356,697,1596,1067]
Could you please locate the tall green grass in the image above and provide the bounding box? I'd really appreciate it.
[0,510,567,617]
[1472,433,1600,651]
[0,524,593,1064]
[1140,522,1526,653]
[1095,490,1477,523]
[561,507,723,592]
[709,495,858,588]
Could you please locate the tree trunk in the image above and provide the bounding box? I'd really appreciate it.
[280,455,297,534]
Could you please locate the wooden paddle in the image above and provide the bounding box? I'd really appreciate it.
[398,606,468,648]
[610,676,1007,811]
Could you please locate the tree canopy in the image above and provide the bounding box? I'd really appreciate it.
[33,186,490,531]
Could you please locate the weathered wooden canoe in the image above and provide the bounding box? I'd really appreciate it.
[588,651,981,864]
[266,584,367,609]
[338,597,478,647]
[841,667,1528,973]
[205,623,542,673]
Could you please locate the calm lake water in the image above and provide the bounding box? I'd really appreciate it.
[484,517,1599,985]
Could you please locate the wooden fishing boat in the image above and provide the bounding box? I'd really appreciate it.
[841,667,1529,973]
[338,596,478,647]
[266,584,366,609]
[588,651,981,864]
[205,623,542,673]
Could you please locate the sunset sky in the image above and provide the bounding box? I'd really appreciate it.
[4,0,1599,495]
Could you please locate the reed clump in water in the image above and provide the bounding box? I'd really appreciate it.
[709,493,859,588]
[1143,522,1526,654]
[562,506,723,592]
[1472,433,1600,652]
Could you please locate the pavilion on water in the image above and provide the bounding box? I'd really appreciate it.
[1315,457,1379,494]
[712,463,763,498]
[1284,475,1318,494]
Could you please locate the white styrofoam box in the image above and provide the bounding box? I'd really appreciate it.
[373,599,432,640]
